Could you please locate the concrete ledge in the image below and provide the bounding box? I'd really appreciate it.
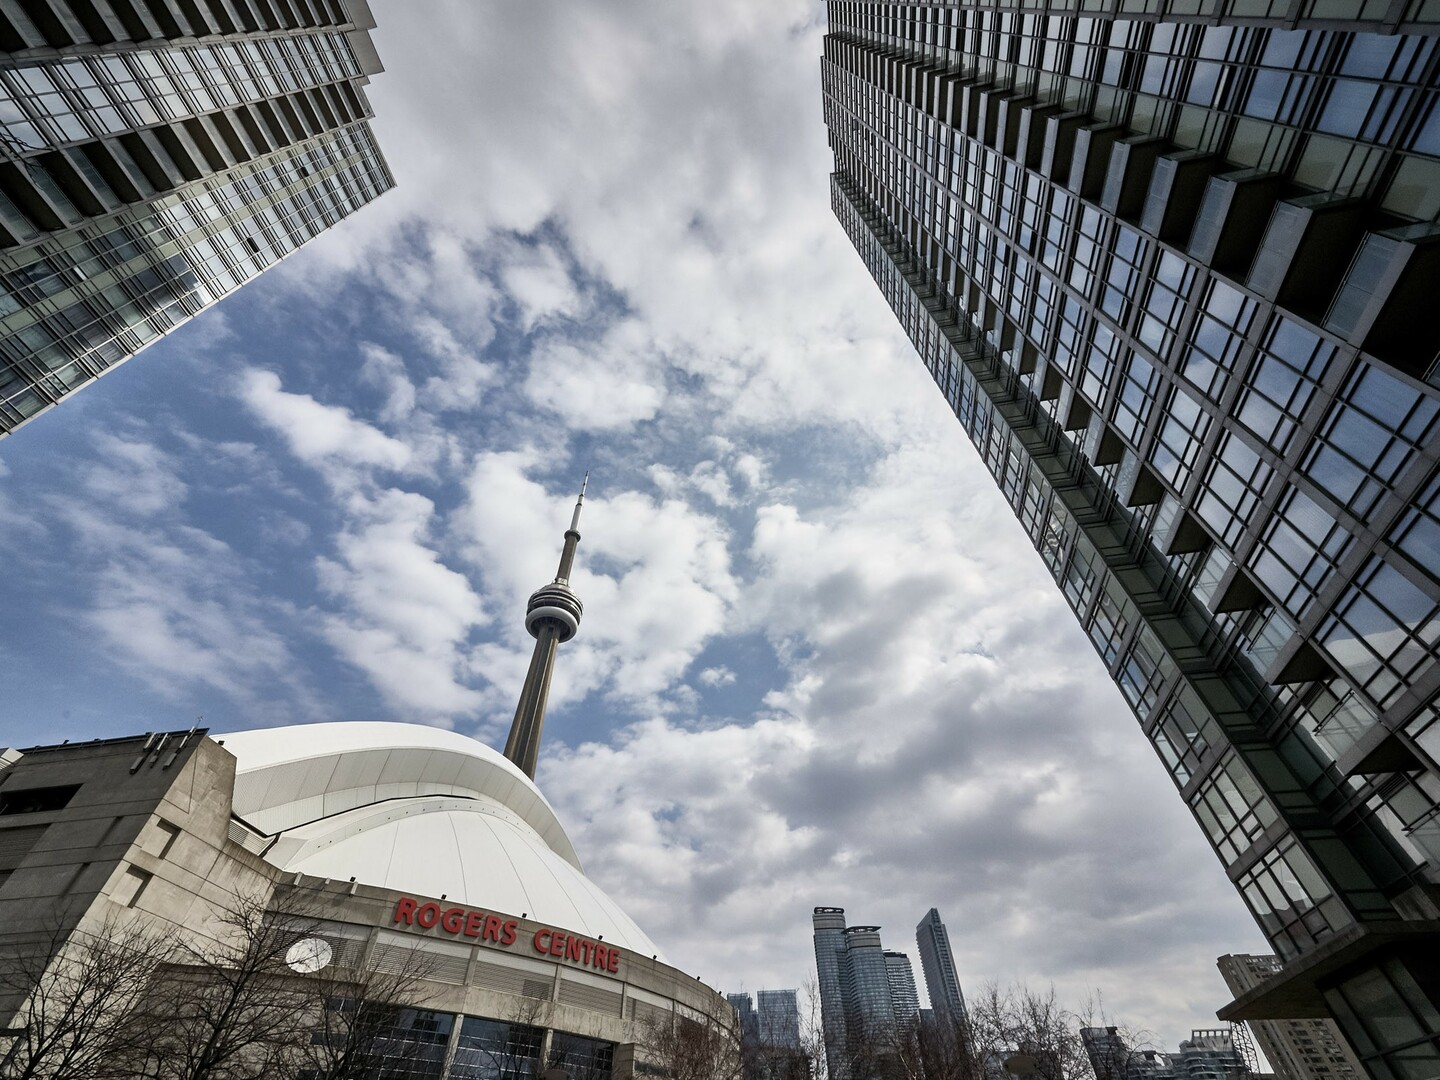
[1217,921,1440,1020]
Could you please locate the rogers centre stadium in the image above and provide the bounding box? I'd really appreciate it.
[0,488,732,1079]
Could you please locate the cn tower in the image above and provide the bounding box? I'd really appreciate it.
[502,476,587,778]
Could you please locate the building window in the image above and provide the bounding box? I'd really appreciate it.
[1190,753,1281,865]
[1099,225,1147,325]
[1236,837,1351,960]
[0,783,81,815]
[1088,577,1134,664]
[1068,204,1107,296]
[1180,279,1256,402]
[1326,960,1440,1071]
[1063,535,1102,611]
[1249,486,1353,620]
[369,1008,453,1078]
[1151,384,1212,491]
[1149,685,1221,786]
[1234,316,1337,454]
[1321,557,1440,711]
[1389,469,1440,587]
[1196,431,1274,549]
[550,1031,616,1080]
[1118,626,1173,717]
[1301,365,1440,520]
[1114,351,1160,446]
[1080,322,1121,408]
[451,1016,545,1080]
[1137,251,1196,359]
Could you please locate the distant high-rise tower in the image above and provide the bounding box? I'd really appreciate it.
[812,907,922,1079]
[1218,955,1363,1080]
[0,0,393,436]
[729,989,805,1080]
[822,3,1440,1074]
[837,926,893,1041]
[757,990,802,1051]
[729,992,761,1048]
[884,951,920,1027]
[813,907,851,1077]
[915,908,966,1027]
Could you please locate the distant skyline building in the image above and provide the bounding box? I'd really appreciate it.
[729,992,760,1045]
[915,907,967,1028]
[726,989,804,1080]
[1082,1027,1249,1080]
[1218,955,1363,1080]
[1171,1030,1251,1080]
[883,950,920,1028]
[0,0,394,436]
[822,1,1440,1074]
[838,926,894,1041]
[812,907,920,1078]
[813,907,852,1076]
[757,990,802,1051]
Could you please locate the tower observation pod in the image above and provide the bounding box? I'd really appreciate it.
[503,476,587,778]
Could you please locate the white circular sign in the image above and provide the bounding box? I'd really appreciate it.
[285,937,333,974]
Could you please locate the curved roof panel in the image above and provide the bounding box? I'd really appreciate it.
[221,722,579,868]
[218,722,663,960]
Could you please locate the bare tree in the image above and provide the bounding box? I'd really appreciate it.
[641,1011,745,1080]
[797,979,830,1080]
[0,914,170,1080]
[885,1013,982,1080]
[808,979,1105,1080]
[118,889,318,1080]
[287,938,439,1080]
[963,983,1093,1080]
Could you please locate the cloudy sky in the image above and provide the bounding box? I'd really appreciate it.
[0,0,1270,1050]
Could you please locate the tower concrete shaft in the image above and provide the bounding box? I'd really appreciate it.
[503,477,587,778]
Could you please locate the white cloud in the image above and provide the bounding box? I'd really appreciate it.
[539,443,1265,1039]
[80,435,189,517]
[316,487,488,717]
[501,243,584,331]
[524,319,666,433]
[359,342,418,423]
[238,368,413,474]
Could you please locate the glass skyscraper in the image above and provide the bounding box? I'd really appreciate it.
[812,908,921,1078]
[822,3,1440,1077]
[883,950,920,1028]
[0,0,393,436]
[757,990,803,1051]
[915,907,968,1029]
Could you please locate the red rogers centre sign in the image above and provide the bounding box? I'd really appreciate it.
[392,897,621,974]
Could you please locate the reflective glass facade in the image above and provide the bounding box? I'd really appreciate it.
[813,909,919,1079]
[0,0,394,435]
[915,907,967,1029]
[883,951,920,1027]
[302,1003,611,1080]
[756,989,802,1051]
[822,3,1440,1077]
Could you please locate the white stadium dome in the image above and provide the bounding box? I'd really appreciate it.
[220,722,662,959]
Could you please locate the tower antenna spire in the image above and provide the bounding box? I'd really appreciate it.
[503,475,588,778]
